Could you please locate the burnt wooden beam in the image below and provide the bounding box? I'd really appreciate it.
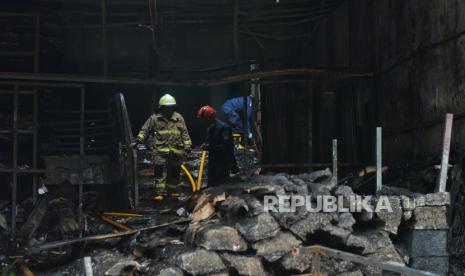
[78,87,85,218]
[19,196,48,243]
[0,69,373,87]
[32,89,38,203]
[30,218,191,252]
[11,84,19,235]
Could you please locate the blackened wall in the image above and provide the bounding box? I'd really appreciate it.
[373,0,465,163]
[306,0,465,166]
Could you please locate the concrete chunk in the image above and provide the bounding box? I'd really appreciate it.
[322,224,351,243]
[424,192,450,206]
[333,185,355,197]
[158,267,185,276]
[235,212,281,242]
[252,231,302,262]
[195,225,248,252]
[336,212,356,231]
[334,186,357,211]
[415,192,450,207]
[411,206,448,230]
[346,231,393,255]
[242,194,265,216]
[289,212,332,239]
[178,249,226,275]
[280,250,312,273]
[308,183,332,196]
[400,195,415,211]
[271,205,308,230]
[297,169,332,183]
[374,196,402,234]
[221,253,267,276]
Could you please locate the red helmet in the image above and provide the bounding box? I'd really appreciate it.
[197,105,216,118]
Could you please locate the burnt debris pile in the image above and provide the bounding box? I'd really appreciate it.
[0,166,453,275]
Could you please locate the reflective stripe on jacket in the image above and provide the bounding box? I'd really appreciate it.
[137,112,191,156]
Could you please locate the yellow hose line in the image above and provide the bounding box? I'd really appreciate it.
[197,151,207,191]
[103,212,143,217]
[101,216,132,232]
[181,164,197,192]
[17,258,34,276]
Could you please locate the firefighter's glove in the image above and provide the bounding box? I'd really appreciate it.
[129,139,141,149]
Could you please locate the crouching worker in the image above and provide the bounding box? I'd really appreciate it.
[221,95,252,149]
[130,94,192,200]
[197,105,239,186]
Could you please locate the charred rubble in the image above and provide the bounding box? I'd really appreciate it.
[1,0,465,275]
[0,159,456,276]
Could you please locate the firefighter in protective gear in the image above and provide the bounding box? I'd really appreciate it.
[130,94,192,199]
[221,96,253,149]
[198,105,238,186]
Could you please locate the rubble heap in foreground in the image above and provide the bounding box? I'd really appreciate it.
[31,169,450,276]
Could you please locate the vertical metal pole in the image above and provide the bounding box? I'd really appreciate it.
[118,94,139,208]
[32,89,38,203]
[437,113,453,192]
[243,96,249,149]
[250,63,261,159]
[34,15,40,73]
[133,147,139,208]
[332,139,337,183]
[83,256,93,276]
[12,84,19,235]
[250,64,258,138]
[232,0,247,150]
[79,87,85,218]
[101,0,108,75]
[376,127,382,192]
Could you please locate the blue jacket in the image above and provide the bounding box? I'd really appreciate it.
[221,96,252,136]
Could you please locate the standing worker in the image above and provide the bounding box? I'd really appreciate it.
[221,95,253,148]
[130,94,192,200]
[197,105,239,186]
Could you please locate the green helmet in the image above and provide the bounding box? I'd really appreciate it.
[159,94,176,106]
